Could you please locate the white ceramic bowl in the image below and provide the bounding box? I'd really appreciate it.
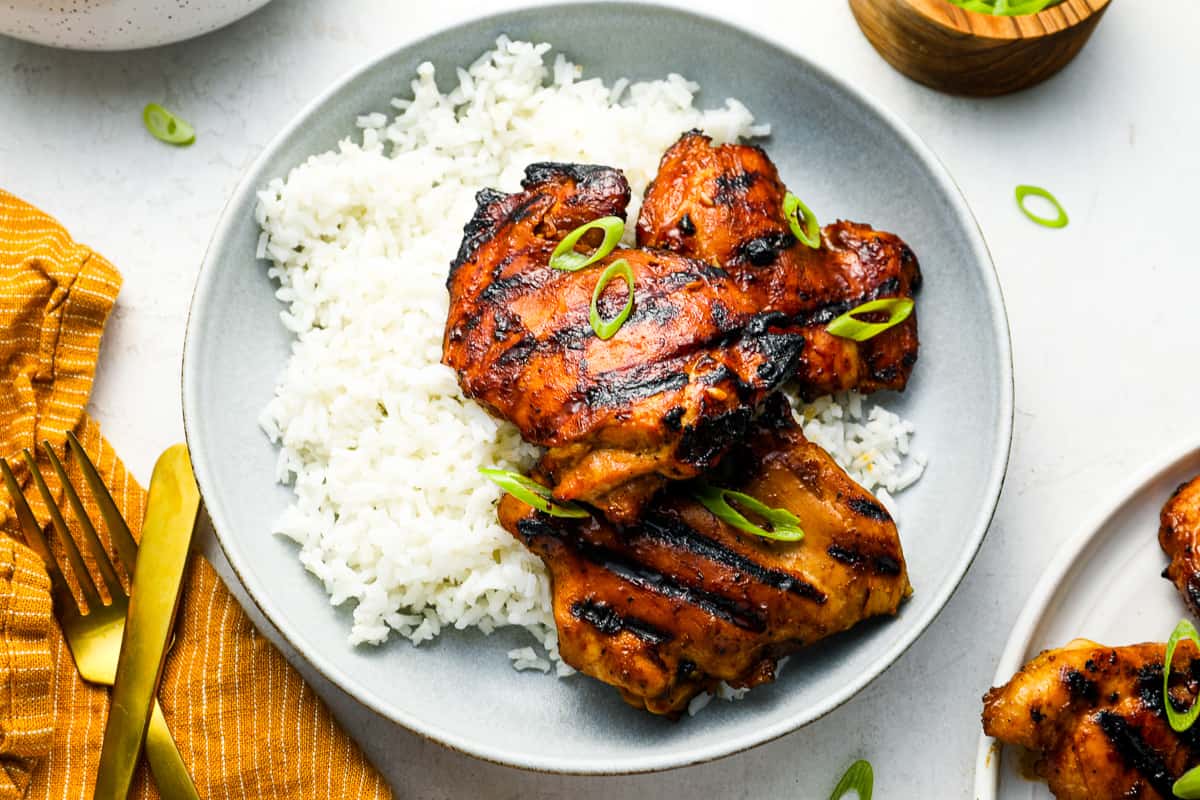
[183,3,1013,774]
[0,0,273,51]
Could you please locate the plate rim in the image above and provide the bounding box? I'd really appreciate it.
[182,0,1015,775]
[971,438,1200,799]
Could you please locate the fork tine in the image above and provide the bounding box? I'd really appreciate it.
[43,442,126,601]
[67,431,137,577]
[2,458,83,617]
[22,449,105,612]
[0,457,79,609]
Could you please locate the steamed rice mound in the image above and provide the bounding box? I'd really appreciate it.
[254,38,924,675]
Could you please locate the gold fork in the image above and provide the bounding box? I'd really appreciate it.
[1,433,199,799]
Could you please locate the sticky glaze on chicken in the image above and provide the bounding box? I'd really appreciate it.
[637,131,921,397]
[983,639,1200,799]
[1160,475,1200,617]
[443,162,809,521]
[498,396,911,716]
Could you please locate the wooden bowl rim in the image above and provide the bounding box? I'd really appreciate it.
[901,0,1111,40]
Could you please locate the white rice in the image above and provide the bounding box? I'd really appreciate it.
[254,38,925,676]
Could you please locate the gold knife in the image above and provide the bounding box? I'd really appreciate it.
[94,445,200,800]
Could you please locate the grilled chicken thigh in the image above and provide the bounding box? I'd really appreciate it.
[1160,475,1200,616]
[443,162,806,520]
[637,132,921,397]
[983,639,1200,799]
[498,396,911,715]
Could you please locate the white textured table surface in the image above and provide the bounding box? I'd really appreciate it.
[1,1,1195,797]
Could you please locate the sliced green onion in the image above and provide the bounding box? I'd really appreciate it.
[549,216,624,271]
[1175,765,1200,799]
[783,192,821,249]
[948,0,1059,15]
[142,103,195,146]
[589,258,635,340]
[478,467,589,518]
[693,482,804,542]
[1015,184,1068,228]
[826,298,914,342]
[1165,619,1200,732]
[830,759,873,800]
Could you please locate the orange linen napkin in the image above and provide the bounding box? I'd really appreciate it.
[0,189,393,800]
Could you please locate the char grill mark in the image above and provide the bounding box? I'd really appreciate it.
[676,408,752,468]
[847,497,891,522]
[518,517,767,632]
[713,170,760,204]
[1096,711,1176,799]
[580,541,767,633]
[735,232,794,267]
[639,512,827,603]
[1063,668,1100,704]
[584,367,690,408]
[499,404,910,716]
[449,188,514,279]
[826,544,903,577]
[570,599,672,645]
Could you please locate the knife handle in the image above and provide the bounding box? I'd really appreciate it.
[146,702,200,800]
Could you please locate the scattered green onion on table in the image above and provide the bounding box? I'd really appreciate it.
[830,759,874,800]
[478,467,589,518]
[1015,184,1069,228]
[826,298,914,342]
[142,103,195,146]
[550,216,624,271]
[692,483,804,542]
[947,0,1062,15]
[589,258,635,340]
[783,191,821,249]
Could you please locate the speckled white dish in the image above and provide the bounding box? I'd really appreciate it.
[0,0,272,51]
[974,442,1200,799]
[182,4,1013,774]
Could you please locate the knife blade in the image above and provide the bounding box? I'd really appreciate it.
[94,444,200,800]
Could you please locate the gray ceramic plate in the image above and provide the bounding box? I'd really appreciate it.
[182,3,1012,774]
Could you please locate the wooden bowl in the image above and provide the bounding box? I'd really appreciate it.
[848,0,1111,96]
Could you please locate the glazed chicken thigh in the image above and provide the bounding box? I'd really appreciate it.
[442,134,926,716]
[984,639,1200,800]
[637,131,921,397]
[498,397,911,715]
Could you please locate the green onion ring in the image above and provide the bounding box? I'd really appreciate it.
[826,297,914,342]
[693,483,804,542]
[1015,184,1068,228]
[830,759,873,800]
[589,258,635,340]
[1175,765,1200,799]
[783,192,821,249]
[549,216,625,271]
[142,103,195,146]
[1165,619,1200,732]
[478,468,589,518]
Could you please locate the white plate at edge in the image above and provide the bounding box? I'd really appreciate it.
[974,441,1200,799]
